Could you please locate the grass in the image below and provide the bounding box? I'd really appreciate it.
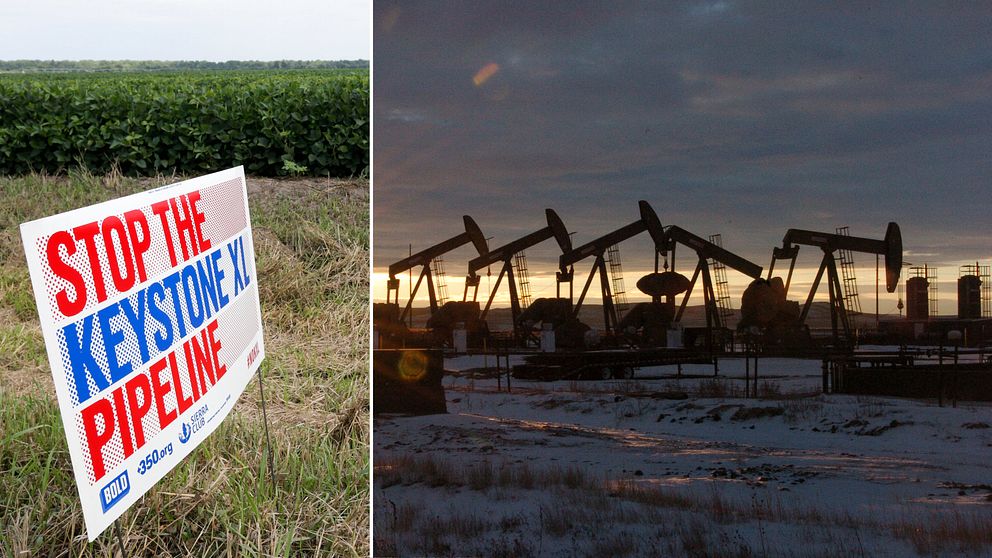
[892,511,992,556]
[0,170,368,556]
[376,454,595,493]
[780,397,826,424]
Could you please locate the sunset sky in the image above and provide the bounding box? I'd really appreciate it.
[373,3,992,314]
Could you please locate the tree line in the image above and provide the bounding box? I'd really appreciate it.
[0,60,369,73]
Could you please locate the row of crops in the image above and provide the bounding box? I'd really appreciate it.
[0,70,368,177]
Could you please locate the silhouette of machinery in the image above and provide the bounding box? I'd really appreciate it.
[376,216,488,348]
[653,225,763,350]
[741,223,902,347]
[377,208,904,355]
[558,201,667,338]
[554,201,762,350]
[466,209,572,342]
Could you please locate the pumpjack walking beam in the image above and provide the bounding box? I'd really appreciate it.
[558,200,666,333]
[387,215,488,323]
[467,209,573,337]
[664,226,763,351]
[768,223,902,345]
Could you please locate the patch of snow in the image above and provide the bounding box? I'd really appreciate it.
[376,355,992,556]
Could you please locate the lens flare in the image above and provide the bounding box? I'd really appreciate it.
[398,350,429,381]
[473,63,500,87]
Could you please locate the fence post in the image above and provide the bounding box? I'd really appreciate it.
[822,359,829,394]
[938,367,944,408]
[745,349,751,398]
[953,345,959,408]
[506,350,511,393]
[495,341,502,391]
[753,355,758,395]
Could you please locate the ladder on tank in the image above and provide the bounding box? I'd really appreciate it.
[430,257,449,306]
[708,234,734,329]
[512,252,532,310]
[926,266,938,318]
[607,243,629,320]
[957,264,991,318]
[983,266,992,318]
[835,227,862,327]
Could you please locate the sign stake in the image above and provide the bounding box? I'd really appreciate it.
[257,365,278,499]
[113,522,126,557]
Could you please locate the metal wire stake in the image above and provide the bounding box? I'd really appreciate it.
[113,522,126,558]
[257,366,278,498]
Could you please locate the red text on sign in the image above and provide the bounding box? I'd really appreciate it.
[46,210,151,317]
[151,192,211,267]
[80,319,227,481]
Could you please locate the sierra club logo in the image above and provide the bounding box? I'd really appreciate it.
[179,404,209,444]
[179,422,192,444]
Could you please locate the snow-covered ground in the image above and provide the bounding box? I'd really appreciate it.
[374,354,992,557]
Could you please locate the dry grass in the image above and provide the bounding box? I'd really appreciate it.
[780,397,826,424]
[376,453,595,493]
[0,171,369,557]
[695,378,739,398]
[892,511,992,556]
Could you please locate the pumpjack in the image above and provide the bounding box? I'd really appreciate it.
[558,200,666,334]
[743,223,902,347]
[466,209,572,341]
[514,204,762,380]
[658,225,764,350]
[377,216,488,348]
[558,200,763,350]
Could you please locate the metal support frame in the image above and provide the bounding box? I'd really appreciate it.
[770,223,900,347]
[398,265,431,322]
[470,209,572,342]
[388,215,487,325]
[673,256,720,352]
[572,254,623,332]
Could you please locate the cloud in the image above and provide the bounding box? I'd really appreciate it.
[373,2,992,289]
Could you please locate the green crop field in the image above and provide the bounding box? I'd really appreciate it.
[0,70,368,178]
[0,171,370,556]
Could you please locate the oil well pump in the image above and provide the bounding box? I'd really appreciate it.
[467,209,572,341]
[656,226,764,349]
[744,223,902,346]
[376,216,488,348]
[386,215,488,321]
[558,200,667,335]
[557,201,762,350]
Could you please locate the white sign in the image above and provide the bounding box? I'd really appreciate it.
[20,167,265,540]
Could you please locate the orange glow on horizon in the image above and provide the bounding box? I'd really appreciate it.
[372,264,919,318]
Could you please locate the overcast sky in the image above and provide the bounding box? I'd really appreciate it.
[0,0,369,60]
[374,2,992,311]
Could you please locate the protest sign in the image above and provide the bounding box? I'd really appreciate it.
[19,166,265,540]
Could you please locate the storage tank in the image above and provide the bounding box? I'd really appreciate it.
[958,275,982,319]
[906,277,929,320]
